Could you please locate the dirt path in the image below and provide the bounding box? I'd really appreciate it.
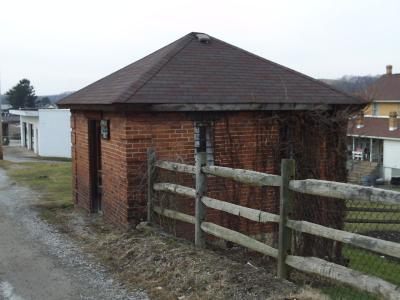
[0,168,147,300]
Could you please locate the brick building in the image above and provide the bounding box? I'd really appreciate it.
[58,33,366,241]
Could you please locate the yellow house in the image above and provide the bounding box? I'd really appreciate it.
[364,65,400,116]
[347,65,400,183]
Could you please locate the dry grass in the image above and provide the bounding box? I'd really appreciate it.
[43,207,327,300]
[279,288,330,300]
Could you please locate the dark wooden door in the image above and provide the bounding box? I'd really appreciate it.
[23,123,27,147]
[29,124,34,150]
[89,120,102,212]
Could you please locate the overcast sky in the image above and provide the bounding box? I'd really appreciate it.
[1,0,400,95]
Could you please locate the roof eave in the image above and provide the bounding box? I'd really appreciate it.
[57,102,367,112]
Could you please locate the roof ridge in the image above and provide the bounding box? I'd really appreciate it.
[116,33,194,103]
[210,35,367,104]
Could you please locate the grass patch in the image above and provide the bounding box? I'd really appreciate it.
[37,156,72,162]
[0,160,73,209]
[319,245,400,299]
[321,198,400,298]
[344,246,400,286]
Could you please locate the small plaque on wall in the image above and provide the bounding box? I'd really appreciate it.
[100,120,110,140]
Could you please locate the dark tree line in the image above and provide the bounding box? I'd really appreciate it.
[4,79,51,109]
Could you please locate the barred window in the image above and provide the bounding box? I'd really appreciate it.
[194,122,214,165]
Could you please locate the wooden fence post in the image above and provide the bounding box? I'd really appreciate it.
[277,159,295,279]
[147,148,156,224]
[195,151,207,247]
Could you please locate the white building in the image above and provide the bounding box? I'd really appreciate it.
[9,109,71,158]
[348,115,400,182]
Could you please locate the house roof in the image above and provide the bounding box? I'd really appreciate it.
[1,114,19,123]
[58,32,366,108]
[9,109,39,117]
[348,116,400,140]
[366,74,400,101]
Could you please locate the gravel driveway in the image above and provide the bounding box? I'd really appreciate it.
[0,168,147,300]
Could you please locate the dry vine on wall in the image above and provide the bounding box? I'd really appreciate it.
[145,106,362,263]
[278,106,360,263]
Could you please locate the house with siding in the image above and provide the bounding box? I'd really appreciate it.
[58,32,366,236]
[347,65,400,183]
[9,108,71,158]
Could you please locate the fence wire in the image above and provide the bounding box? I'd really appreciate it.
[148,155,400,299]
[291,189,400,300]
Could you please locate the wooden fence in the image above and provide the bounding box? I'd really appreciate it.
[147,149,400,300]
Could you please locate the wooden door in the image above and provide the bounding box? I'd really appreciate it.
[89,120,103,212]
[29,124,34,150]
[23,122,27,147]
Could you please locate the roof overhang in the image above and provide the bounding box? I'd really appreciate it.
[347,134,400,142]
[59,103,349,112]
[373,100,400,103]
[364,115,389,118]
[9,109,39,117]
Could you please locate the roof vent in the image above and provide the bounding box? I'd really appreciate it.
[195,33,210,43]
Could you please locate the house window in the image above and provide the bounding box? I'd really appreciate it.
[372,103,379,116]
[194,122,214,165]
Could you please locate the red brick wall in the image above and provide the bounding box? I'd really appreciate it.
[211,112,280,238]
[71,111,131,227]
[71,111,288,238]
[123,112,196,229]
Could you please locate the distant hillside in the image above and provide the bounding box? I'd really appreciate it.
[40,91,74,103]
[321,75,379,95]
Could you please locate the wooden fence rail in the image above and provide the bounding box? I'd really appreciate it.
[154,160,196,174]
[285,256,400,300]
[202,165,282,187]
[148,150,400,299]
[286,219,400,259]
[153,182,280,224]
[290,179,400,205]
[153,206,195,224]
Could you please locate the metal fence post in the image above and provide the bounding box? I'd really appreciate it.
[195,151,207,247]
[147,148,156,224]
[277,159,295,279]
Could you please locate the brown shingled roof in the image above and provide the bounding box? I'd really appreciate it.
[366,74,400,100]
[58,32,366,107]
[348,117,400,140]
